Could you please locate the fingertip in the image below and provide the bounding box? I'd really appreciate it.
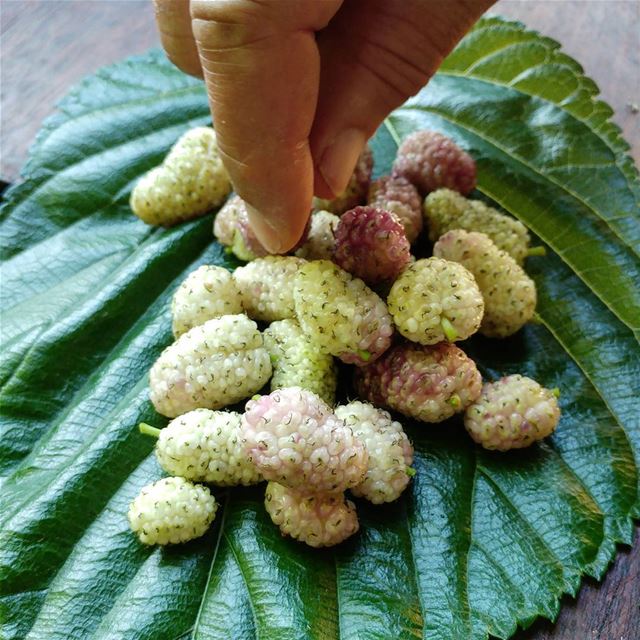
[153,0,202,77]
[313,169,335,200]
[246,203,310,254]
[316,128,368,198]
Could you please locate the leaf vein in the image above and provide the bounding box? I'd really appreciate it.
[476,466,565,572]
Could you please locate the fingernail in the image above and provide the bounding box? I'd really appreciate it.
[245,203,286,253]
[318,128,367,197]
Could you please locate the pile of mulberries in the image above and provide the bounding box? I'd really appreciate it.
[128,126,560,549]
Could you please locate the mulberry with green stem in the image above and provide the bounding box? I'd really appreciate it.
[433,229,537,337]
[387,257,484,344]
[140,409,262,486]
[335,401,414,504]
[213,193,270,261]
[423,188,543,264]
[355,342,483,423]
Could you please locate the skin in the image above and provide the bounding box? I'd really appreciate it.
[154,0,495,252]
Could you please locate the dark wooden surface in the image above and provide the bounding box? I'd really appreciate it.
[1,2,638,639]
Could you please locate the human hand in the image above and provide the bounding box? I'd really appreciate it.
[154,0,494,252]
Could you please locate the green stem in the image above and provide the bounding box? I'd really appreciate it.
[448,394,461,409]
[527,246,546,257]
[441,317,458,342]
[552,387,561,398]
[357,350,372,362]
[139,423,161,438]
[530,312,543,324]
[406,467,417,477]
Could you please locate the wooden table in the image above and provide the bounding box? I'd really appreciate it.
[1,2,639,639]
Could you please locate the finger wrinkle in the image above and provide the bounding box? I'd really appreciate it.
[354,39,435,98]
[218,136,310,174]
[192,22,277,53]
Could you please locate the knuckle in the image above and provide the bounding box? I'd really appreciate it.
[190,0,282,50]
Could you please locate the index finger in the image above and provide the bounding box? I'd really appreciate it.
[190,0,342,253]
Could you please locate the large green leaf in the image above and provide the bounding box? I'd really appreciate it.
[1,16,638,640]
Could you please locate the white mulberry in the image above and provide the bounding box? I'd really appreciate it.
[241,387,368,492]
[213,194,269,261]
[128,477,217,545]
[149,314,272,417]
[294,260,393,366]
[130,127,231,226]
[171,265,243,337]
[464,375,561,450]
[263,319,337,406]
[295,210,340,261]
[154,409,262,485]
[234,256,305,322]
[355,342,482,423]
[424,188,532,264]
[265,482,359,547]
[433,230,537,337]
[387,257,484,344]
[335,401,414,504]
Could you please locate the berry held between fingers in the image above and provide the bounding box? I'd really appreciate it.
[423,188,532,264]
[149,314,272,418]
[294,260,394,366]
[392,130,476,196]
[213,194,270,261]
[171,265,243,337]
[335,401,414,504]
[313,145,374,215]
[151,409,262,485]
[387,257,484,344]
[333,206,411,285]
[265,482,359,547]
[128,477,217,545]
[234,256,306,323]
[241,387,368,492]
[130,127,231,226]
[368,175,423,243]
[355,342,482,423]
[433,230,537,337]
[295,210,340,261]
[464,375,561,451]
[263,319,338,406]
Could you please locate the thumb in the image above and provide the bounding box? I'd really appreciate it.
[310,0,494,198]
[153,0,202,78]
[190,0,342,253]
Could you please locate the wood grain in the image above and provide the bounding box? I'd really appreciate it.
[1,0,160,181]
[0,2,638,639]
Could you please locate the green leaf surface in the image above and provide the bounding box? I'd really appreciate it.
[1,17,638,640]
